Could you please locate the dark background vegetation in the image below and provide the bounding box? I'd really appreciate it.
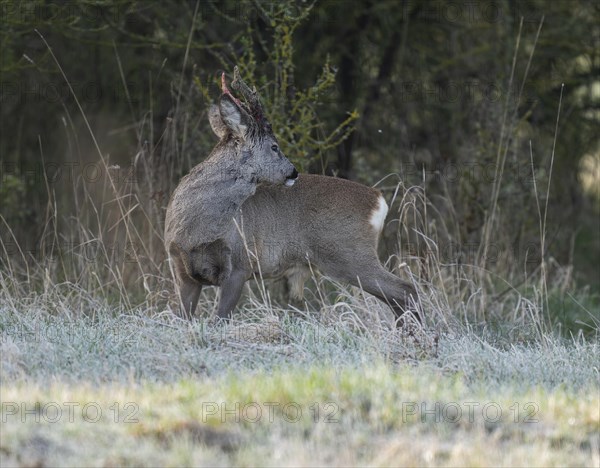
[1,0,598,327]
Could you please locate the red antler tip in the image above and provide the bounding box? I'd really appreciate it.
[221,72,227,92]
[220,72,242,107]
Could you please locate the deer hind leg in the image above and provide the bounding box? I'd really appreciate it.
[360,266,420,327]
[285,265,311,301]
[320,252,419,327]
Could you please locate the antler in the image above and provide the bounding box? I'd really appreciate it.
[221,72,242,107]
[231,66,265,122]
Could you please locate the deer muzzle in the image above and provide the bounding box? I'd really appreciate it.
[285,168,299,187]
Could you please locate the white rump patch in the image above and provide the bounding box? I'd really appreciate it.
[369,195,388,233]
[285,178,296,187]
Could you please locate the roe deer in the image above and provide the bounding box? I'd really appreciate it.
[164,67,419,326]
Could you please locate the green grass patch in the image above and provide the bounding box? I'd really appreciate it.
[2,365,598,466]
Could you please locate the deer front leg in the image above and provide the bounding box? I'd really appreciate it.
[179,278,202,319]
[217,269,248,319]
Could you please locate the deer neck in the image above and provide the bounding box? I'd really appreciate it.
[177,147,256,244]
[200,145,257,202]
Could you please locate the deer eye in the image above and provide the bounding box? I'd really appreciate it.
[271,144,279,152]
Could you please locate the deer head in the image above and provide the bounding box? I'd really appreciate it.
[210,67,298,187]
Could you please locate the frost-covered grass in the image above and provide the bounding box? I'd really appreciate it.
[1,275,598,467]
[0,286,597,390]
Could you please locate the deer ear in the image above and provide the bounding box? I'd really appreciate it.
[208,104,228,139]
[219,94,250,138]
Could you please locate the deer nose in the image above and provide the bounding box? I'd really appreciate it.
[285,168,298,187]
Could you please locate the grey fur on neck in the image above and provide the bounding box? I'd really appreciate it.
[165,139,257,252]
